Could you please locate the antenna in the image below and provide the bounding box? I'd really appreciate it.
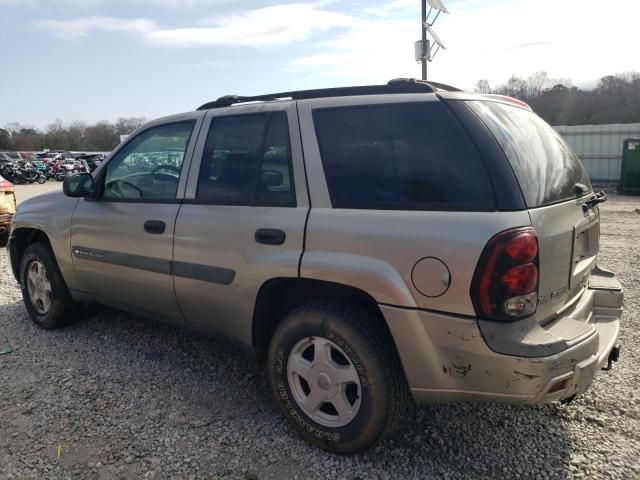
[415,0,449,80]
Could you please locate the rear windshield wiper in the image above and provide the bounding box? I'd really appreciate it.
[574,183,590,196]
[582,191,607,211]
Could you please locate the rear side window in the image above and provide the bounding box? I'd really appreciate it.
[196,112,295,206]
[467,101,592,208]
[313,103,495,211]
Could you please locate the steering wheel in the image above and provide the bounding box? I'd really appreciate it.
[106,179,144,198]
[151,164,181,176]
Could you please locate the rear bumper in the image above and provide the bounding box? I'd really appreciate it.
[382,268,623,404]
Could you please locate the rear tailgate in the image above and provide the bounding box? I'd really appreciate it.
[529,198,599,322]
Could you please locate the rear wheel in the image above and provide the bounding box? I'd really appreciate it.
[19,242,75,329]
[267,301,410,454]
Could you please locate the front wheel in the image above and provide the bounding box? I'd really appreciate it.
[19,242,75,329]
[268,301,410,454]
[37,174,46,184]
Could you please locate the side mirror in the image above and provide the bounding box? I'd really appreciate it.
[63,173,95,198]
[261,169,284,188]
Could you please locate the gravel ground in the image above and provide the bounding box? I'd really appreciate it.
[1,183,638,480]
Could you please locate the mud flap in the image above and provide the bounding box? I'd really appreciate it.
[602,345,620,371]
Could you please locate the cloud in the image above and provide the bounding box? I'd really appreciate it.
[0,0,102,6]
[35,16,157,39]
[34,3,356,47]
[145,4,357,47]
[364,0,417,17]
[2,0,230,6]
[143,0,232,6]
[288,18,418,82]
[30,0,640,90]
[191,60,232,68]
[517,41,552,49]
[289,0,640,89]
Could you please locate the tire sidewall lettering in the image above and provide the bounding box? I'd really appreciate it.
[325,330,369,387]
[275,378,340,442]
[268,307,390,452]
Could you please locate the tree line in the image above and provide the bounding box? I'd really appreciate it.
[475,72,640,126]
[0,117,147,152]
[2,72,639,152]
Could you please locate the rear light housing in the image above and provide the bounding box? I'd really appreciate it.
[471,227,539,321]
[0,179,14,192]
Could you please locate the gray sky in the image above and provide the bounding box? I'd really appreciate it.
[1,0,638,127]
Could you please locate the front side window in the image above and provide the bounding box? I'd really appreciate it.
[313,103,495,211]
[196,112,295,205]
[103,121,194,200]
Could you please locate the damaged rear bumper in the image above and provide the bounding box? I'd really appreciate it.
[382,268,623,404]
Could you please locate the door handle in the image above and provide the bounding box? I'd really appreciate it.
[144,220,166,234]
[255,228,286,245]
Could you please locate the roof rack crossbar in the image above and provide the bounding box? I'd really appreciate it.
[196,78,461,110]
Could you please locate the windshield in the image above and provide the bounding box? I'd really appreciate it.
[467,100,592,208]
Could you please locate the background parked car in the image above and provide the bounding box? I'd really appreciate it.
[0,173,16,246]
[54,159,89,181]
[75,153,104,172]
[35,151,74,164]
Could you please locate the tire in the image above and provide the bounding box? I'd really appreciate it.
[0,229,9,247]
[37,175,46,184]
[19,242,75,329]
[268,301,410,454]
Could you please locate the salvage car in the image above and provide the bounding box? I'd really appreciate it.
[0,174,16,246]
[7,79,623,453]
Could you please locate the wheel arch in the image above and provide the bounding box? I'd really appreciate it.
[8,227,52,281]
[252,277,401,361]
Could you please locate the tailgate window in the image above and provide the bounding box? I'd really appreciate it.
[467,101,591,208]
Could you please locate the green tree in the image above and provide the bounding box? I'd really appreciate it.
[0,129,10,149]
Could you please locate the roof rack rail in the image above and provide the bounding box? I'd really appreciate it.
[196,78,462,110]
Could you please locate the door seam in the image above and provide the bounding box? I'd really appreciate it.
[295,101,312,278]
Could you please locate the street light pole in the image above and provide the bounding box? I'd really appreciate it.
[421,0,427,80]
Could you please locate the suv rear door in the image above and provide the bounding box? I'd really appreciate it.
[172,102,309,344]
[466,100,599,324]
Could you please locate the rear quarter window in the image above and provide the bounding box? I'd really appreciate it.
[466,100,592,208]
[312,102,495,211]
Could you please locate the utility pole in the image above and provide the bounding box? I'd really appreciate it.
[417,0,448,81]
[421,0,427,80]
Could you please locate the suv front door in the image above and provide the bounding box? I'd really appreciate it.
[173,102,309,344]
[69,115,202,319]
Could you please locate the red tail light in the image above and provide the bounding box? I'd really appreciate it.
[0,179,14,192]
[471,227,539,321]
